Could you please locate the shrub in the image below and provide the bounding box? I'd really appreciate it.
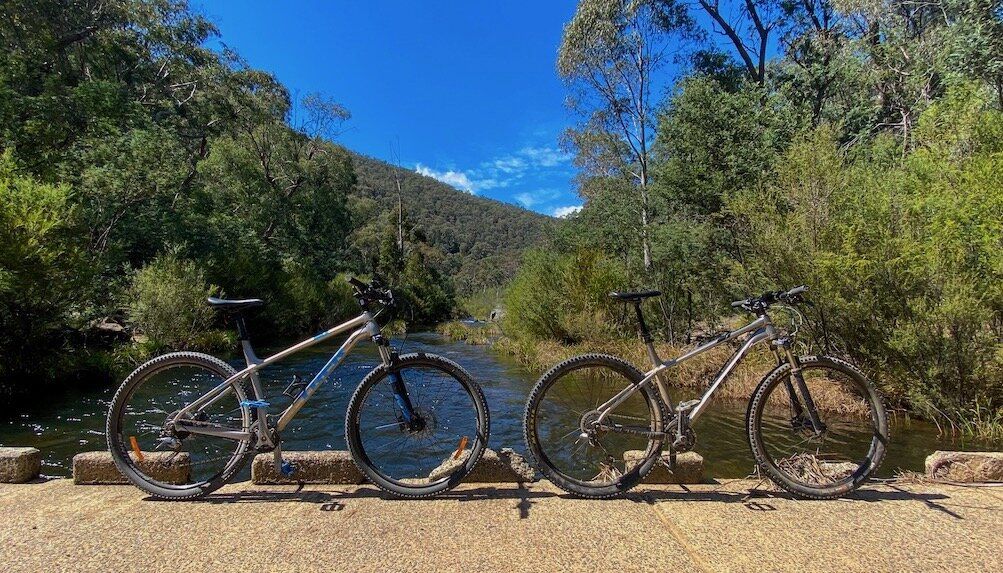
[503,248,627,343]
[731,90,1003,424]
[0,151,80,396]
[128,251,222,350]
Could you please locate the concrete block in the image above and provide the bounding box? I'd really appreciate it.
[624,450,705,484]
[0,447,41,483]
[925,451,1003,483]
[252,451,364,485]
[73,451,190,485]
[430,447,536,483]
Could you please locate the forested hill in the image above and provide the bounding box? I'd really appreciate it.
[349,153,552,295]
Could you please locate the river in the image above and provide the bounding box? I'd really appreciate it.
[0,332,993,479]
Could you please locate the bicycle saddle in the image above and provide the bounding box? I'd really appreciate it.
[608,290,662,302]
[206,297,265,312]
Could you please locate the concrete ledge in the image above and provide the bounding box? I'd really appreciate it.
[252,451,364,485]
[254,448,537,485]
[624,450,704,484]
[0,447,41,483]
[443,448,536,483]
[925,451,1003,483]
[72,451,191,485]
[468,448,536,482]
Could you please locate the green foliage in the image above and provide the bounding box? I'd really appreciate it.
[535,0,1003,431]
[732,92,1003,420]
[0,0,544,403]
[503,248,628,343]
[128,250,223,350]
[0,152,81,394]
[457,289,504,321]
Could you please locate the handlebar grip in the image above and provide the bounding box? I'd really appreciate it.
[787,285,808,296]
[731,299,747,308]
[347,276,368,290]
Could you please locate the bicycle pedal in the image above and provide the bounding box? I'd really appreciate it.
[240,399,270,409]
[280,461,297,476]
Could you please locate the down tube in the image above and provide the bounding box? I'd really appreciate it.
[275,328,369,431]
[688,330,769,421]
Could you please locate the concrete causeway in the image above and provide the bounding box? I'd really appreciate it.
[2,479,1001,573]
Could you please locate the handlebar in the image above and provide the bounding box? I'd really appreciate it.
[731,285,808,313]
[346,276,395,310]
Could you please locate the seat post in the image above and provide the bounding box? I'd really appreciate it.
[632,302,654,344]
[232,314,250,341]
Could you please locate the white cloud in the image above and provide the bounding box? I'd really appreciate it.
[552,205,583,218]
[415,164,477,194]
[413,142,573,199]
[518,146,571,167]
[515,192,538,207]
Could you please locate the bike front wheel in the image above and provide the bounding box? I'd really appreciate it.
[747,355,888,499]
[345,353,489,498]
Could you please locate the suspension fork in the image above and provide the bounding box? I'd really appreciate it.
[773,347,805,422]
[376,336,418,426]
[778,342,826,434]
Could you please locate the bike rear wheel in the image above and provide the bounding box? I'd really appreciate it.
[106,352,252,500]
[523,354,666,498]
[747,355,888,499]
[345,353,489,498]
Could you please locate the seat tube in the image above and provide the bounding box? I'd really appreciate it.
[635,302,673,407]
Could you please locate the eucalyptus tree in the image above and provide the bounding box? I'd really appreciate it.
[694,0,782,85]
[558,0,694,271]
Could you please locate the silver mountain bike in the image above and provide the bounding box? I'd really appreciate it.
[107,277,489,499]
[524,286,888,499]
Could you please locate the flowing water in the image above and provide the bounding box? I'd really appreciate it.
[0,332,994,479]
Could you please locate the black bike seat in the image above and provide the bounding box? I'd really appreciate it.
[608,290,662,302]
[206,297,265,312]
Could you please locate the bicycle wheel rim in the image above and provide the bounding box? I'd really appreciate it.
[754,362,884,491]
[110,361,250,490]
[350,363,485,489]
[531,363,660,489]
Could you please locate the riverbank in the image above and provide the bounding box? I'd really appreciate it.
[3,478,1000,573]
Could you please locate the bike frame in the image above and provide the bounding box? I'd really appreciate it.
[595,314,784,428]
[172,311,394,446]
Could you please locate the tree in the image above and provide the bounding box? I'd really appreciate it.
[695,0,783,84]
[558,0,694,271]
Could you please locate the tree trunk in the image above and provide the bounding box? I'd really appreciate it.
[640,162,652,272]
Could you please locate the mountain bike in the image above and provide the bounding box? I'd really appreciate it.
[524,286,887,499]
[107,277,489,500]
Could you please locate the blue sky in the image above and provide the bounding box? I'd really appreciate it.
[196,1,584,218]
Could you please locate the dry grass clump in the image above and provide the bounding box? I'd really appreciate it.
[436,321,501,345]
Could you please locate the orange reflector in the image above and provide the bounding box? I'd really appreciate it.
[452,436,469,460]
[129,436,145,462]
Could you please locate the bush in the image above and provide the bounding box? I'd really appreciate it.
[128,251,223,350]
[503,248,628,343]
[731,89,1003,424]
[0,151,80,397]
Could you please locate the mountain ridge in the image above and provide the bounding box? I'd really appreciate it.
[349,152,553,295]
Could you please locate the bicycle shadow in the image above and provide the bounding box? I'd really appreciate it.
[629,483,969,519]
[154,482,553,518]
[147,481,984,521]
